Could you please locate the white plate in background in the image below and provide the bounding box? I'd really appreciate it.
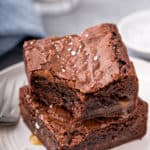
[0,58,150,150]
[118,10,150,59]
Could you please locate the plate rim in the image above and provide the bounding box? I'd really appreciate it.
[118,9,150,57]
[0,62,24,76]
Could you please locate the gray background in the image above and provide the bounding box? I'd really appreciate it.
[1,0,150,69]
[43,0,150,35]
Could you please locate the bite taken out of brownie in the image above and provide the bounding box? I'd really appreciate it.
[24,23,138,120]
[20,86,148,150]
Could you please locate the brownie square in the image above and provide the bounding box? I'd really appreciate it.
[20,86,148,150]
[24,23,138,120]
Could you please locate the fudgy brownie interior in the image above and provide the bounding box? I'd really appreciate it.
[31,72,137,120]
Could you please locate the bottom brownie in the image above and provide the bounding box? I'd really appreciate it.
[19,86,148,150]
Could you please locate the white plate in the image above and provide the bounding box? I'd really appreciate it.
[118,10,150,59]
[0,58,150,150]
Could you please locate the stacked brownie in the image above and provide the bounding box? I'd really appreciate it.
[20,23,148,150]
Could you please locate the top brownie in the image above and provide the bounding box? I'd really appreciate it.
[24,23,138,119]
[24,23,136,93]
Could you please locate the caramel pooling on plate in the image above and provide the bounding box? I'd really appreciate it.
[29,134,42,145]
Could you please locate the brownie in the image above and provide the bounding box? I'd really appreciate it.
[24,23,138,119]
[20,86,148,150]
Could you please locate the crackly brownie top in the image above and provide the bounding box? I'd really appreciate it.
[24,23,135,93]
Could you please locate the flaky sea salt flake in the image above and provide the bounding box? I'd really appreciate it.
[35,122,40,129]
[68,42,73,46]
[71,50,76,56]
[79,45,82,49]
[61,68,66,73]
[85,33,89,37]
[68,47,72,51]
[93,56,98,61]
[49,104,53,108]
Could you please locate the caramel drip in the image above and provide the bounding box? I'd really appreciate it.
[29,134,42,145]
